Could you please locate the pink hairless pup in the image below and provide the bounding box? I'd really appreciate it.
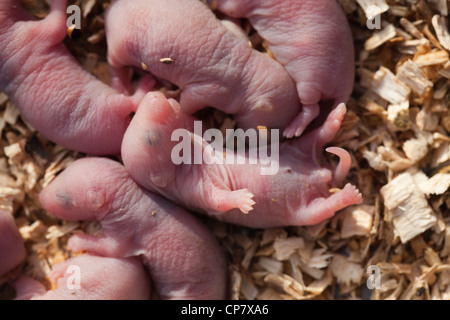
[212,0,355,138]
[122,92,362,228]
[1,0,350,155]
[105,0,301,133]
[1,158,227,300]
[0,210,26,277]
[0,198,150,300]
[13,255,151,300]
[38,157,227,300]
[0,0,153,155]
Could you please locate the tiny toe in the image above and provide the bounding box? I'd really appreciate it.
[239,192,255,214]
[345,183,363,203]
[282,127,295,139]
[283,124,304,139]
[241,205,253,214]
[283,104,320,138]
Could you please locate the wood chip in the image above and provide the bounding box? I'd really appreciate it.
[415,171,450,195]
[4,140,27,165]
[305,270,333,295]
[273,237,304,260]
[4,102,21,125]
[400,18,424,39]
[45,222,80,239]
[258,257,283,274]
[307,249,334,269]
[330,255,364,286]
[82,0,96,18]
[362,67,411,104]
[364,24,396,51]
[396,60,433,96]
[380,172,437,243]
[414,50,449,67]
[0,187,24,214]
[263,273,305,299]
[386,100,410,130]
[159,57,174,64]
[431,15,450,51]
[240,276,258,300]
[19,220,47,241]
[340,205,375,238]
[402,134,430,163]
[356,0,389,19]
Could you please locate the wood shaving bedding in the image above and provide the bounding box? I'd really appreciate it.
[0,0,449,300]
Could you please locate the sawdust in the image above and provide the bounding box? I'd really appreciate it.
[0,0,449,300]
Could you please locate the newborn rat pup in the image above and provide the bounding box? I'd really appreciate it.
[12,255,151,300]
[0,0,153,154]
[39,157,227,300]
[121,92,362,228]
[212,0,355,138]
[105,0,301,132]
[0,210,26,277]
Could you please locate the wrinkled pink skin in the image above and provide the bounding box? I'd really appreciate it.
[38,157,227,300]
[0,0,153,155]
[0,211,26,276]
[213,0,355,138]
[12,255,151,300]
[122,93,362,228]
[105,0,300,132]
